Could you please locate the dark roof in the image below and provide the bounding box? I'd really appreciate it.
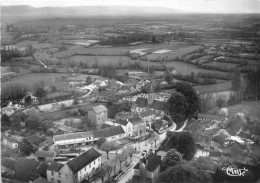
[150,100,167,111]
[53,131,93,142]
[46,162,64,172]
[55,124,78,133]
[92,126,125,138]
[128,117,143,126]
[14,158,47,181]
[32,177,49,183]
[224,115,244,135]
[153,119,168,130]
[35,150,56,158]
[67,148,101,173]
[186,121,205,134]
[1,158,16,170]
[238,131,251,139]
[117,119,129,126]
[145,152,161,172]
[26,135,43,146]
[135,97,148,108]
[139,109,155,117]
[198,113,226,121]
[194,134,211,147]
[97,123,114,129]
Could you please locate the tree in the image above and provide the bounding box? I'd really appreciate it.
[96,137,107,148]
[167,92,188,123]
[95,166,106,183]
[176,132,196,161]
[216,97,226,108]
[86,76,92,84]
[20,139,37,156]
[159,164,213,183]
[51,86,57,92]
[161,149,183,172]
[24,95,32,105]
[104,164,113,179]
[231,69,241,92]
[164,70,173,84]
[175,82,200,116]
[117,151,127,171]
[25,114,40,129]
[34,87,46,101]
[1,114,11,127]
[100,141,121,160]
[41,120,54,133]
[126,145,136,162]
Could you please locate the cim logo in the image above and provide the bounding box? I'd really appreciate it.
[222,166,248,177]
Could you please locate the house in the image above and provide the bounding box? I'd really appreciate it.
[35,150,56,162]
[212,129,231,147]
[53,131,94,150]
[193,133,211,153]
[54,124,78,134]
[2,135,19,149]
[224,115,245,136]
[47,148,102,183]
[139,109,157,129]
[133,151,161,183]
[88,105,108,124]
[1,158,16,175]
[13,158,48,182]
[117,119,133,137]
[153,119,168,132]
[128,117,146,137]
[186,120,205,134]
[93,126,126,141]
[197,113,227,123]
[149,100,167,116]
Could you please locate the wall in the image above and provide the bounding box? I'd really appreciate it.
[59,164,75,183]
[77,157,101,182]
[88,110,97,124]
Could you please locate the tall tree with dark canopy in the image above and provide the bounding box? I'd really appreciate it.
[1,114,11,127]
[20,139,37,156]
[176,132,196,161]
[167,92,188,123]
[175,82,200,116]
[159,164,213,183]
[161,149,183,172]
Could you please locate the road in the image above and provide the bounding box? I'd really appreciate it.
[33,52,52,69]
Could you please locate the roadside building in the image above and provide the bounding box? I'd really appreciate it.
[53,131,94,150]
[117,119,133,137]
[128,117,146,137]
[139,109,157,129]
[133,151,162,183]
[47,148,102,183]
[197,113,227,123]
[88,105,108,124]
[153,119,168,132]
[2,135,19,149]
[35,150,56,162]
[93,125,126,141]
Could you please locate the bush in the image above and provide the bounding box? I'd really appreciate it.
[97,137,107,147]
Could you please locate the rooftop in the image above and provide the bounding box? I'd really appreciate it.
[93,126,125,138]
[67,148,101,173]
[35,150,56,158]
[92,105,107,113]
[128,117,143,126]
[1,158,16,170]
[194,133,211,147]
[2,135,19,144]
[55,124,78,133]
[46,162,64,172]
[117,119,129,126]
[53,131,93,142]
[197,113,226,121]
[134,152,161,172]
[224,115,245,136]
[139,109,155,117]
[186,121,205,134]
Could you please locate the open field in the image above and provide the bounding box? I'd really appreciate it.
[204,61,238,68]
[70,55,130,65]
[15,40,55,49]
[62,34,104,40]
[2,73,71,88]
[1,33,14,44]
[226,101,260,121]
[190,55,214,64]
[194,81,232,94]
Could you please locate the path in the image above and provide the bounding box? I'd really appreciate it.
[33,52,52,69]
[175,118,188,132]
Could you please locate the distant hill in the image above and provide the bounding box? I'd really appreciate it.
[1,5,184,18]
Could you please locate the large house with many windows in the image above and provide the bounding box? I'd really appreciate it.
[47,148,102,183]
[88,105,108,124]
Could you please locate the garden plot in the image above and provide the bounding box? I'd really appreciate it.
[152,49,172,54]
[130,48,150,55]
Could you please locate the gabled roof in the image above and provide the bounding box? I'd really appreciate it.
[53,131,93,142]
[139,109,155,117]
[128,117,143,126]
[55,124,78,133]
[153,119,168,130]
[117,119,129,126]
[186,121,205,134]
[2,135,19,144]
[224,115,244,135]
[93,126,125,138]
[135,97,148,108]
[91,105,107,113]
[46,162,64,172]
[145,152,162,172]
[194,134,211,147]
[213,129,231,145]
[35,150,56,158]
[1,158,16,170]
[150,100,167,111]
[198,113,226,121]
[67,148,101,173]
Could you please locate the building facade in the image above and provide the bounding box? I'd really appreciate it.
[88,105,108,124]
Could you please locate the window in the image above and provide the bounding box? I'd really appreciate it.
[65,174,68,179]
[51,178,54,182]
[57,180,61,183]
[85,167,86,171]
[89,164,91,168]
[98,157,100,162]
[52,171,54,176]
[94,160,95,165]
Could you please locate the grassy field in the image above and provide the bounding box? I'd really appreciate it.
[15,40,54,50]
[204,61,238,68]
[190,55,214,64]
[226,101,260,121]
[2,73,71,89]
[194,81,232,93]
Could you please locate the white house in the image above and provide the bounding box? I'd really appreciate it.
[117,119,133,137]
[47,148,102,183]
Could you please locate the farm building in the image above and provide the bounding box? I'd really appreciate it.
[35,150,56,162]
[92,126,126,141]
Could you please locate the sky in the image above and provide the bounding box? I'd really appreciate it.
[1,0,260,13]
